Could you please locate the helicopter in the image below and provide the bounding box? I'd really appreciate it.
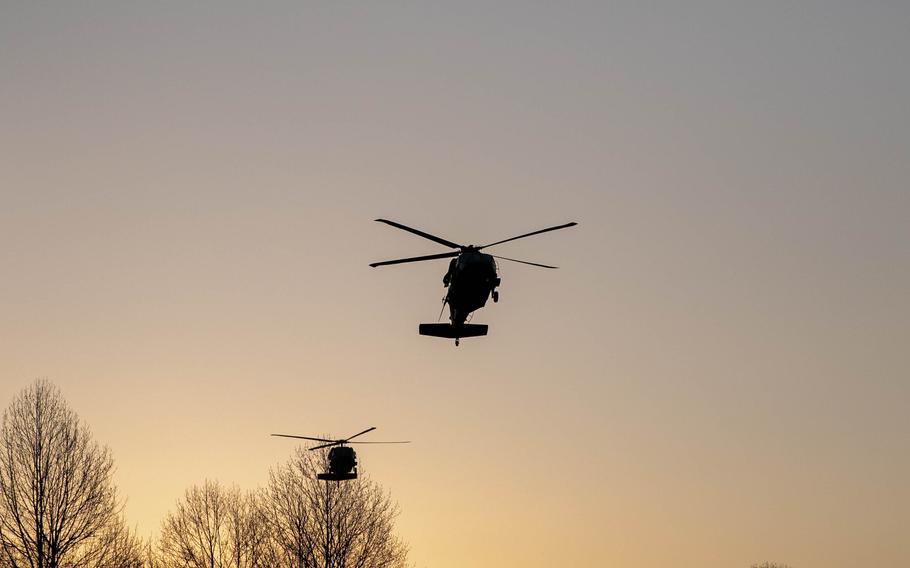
[271,427,410,481]
[370,219,578,345]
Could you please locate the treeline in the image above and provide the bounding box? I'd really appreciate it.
[0,380,407,568]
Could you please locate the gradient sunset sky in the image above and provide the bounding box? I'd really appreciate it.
[2,3,909,567]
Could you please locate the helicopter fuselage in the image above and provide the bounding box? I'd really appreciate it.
[443,249,500,326]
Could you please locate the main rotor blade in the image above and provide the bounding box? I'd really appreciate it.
[348,441,411,445]
[309,441,341,451]
[479,222,577,250]
[369,251,459,268]
[375,219,462,249]
[272,434,337,443]
[345,426,377,442]
[490,255,558,269]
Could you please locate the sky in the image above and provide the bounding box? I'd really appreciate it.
[1,2,909,567]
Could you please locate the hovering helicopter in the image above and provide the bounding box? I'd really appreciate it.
[271,427,410,481]
[370,219,578,345]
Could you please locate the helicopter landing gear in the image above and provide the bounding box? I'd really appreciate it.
[492,290,499,303]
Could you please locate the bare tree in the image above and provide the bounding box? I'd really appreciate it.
[75,516,145,568]
[158,480,270,568]
[0,380,120,568]
[264,447,408,568]
[142,539,163,568]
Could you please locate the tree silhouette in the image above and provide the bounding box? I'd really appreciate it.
[158,480,271,568]
[81,516,145,568]
[0,380,141,568]
[264,447,407,568]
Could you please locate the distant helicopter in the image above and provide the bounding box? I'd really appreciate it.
[271,427,410,481]
[370,219,578,345]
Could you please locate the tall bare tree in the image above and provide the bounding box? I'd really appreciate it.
[0,380,121,568]
[158,480,270,568]
[264,447,407,568]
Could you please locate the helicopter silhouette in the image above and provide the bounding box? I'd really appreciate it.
[370,219,578,345]
[271,427,410,481]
